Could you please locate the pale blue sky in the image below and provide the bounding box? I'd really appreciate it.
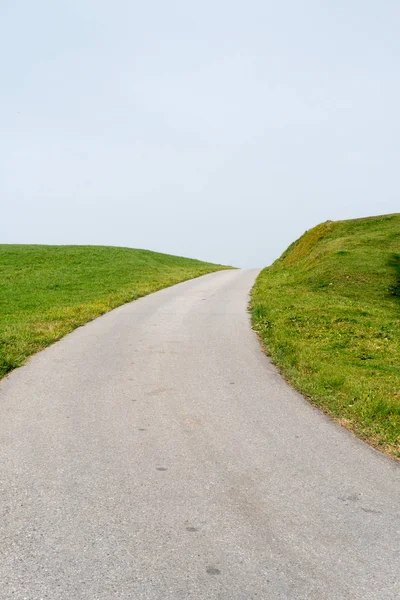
[1,1,399,266]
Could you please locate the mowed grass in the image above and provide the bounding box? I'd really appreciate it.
[250,214,400,458]
[0,245,230,378]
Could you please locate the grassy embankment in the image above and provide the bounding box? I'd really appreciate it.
[251,214,400,458]
[0,245,229,378]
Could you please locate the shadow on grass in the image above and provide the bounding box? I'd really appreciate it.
[389,254,400,298]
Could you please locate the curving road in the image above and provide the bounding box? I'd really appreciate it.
[1,269,399,599]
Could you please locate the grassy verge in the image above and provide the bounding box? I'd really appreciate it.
[250,214,400,458]
[0,245,230,378]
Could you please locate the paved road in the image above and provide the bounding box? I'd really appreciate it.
[1,269,399,599]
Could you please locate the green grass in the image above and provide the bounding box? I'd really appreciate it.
[250,214,400,458]
[0,245,230,378]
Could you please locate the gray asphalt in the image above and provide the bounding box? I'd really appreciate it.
[1,269,399,600]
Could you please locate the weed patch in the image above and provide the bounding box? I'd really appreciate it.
[251,214,400,458]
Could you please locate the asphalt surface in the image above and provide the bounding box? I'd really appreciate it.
[1,269,399,600]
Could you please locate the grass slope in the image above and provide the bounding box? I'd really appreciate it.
[251,214,400,458]
[0,245,229,378]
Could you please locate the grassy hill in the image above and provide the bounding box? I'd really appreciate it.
[0,245,229,378]
[251,214,400,458]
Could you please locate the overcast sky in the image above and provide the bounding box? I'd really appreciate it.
[1,1,399,267]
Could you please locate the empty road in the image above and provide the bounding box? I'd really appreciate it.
[1,269,399,599]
